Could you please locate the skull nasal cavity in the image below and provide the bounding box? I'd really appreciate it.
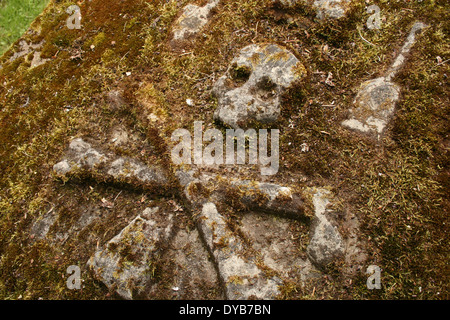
[257,76,277,91]
[229,63,252,84]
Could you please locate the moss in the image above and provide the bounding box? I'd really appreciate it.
[186,181,212,201]
[256,75,277,92]
[135,82,169,122]
[85,32,107,49]
[0,0,448,300]
[229,62,252,84]
[227,275,244,286]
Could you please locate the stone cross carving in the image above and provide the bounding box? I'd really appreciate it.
[52,136,345,299]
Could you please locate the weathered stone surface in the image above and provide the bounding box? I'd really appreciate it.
[30,207,56,240]
[107,157,167,186]
[341,77,401,138]
[240,212,320,282]
[197,202,281,300]
[172,0,219,41]
[176,170,346,278]
[53,138,107,175]
[385,22,428,82]
[175,169,197,188]
[166,228,223,299]
[342,22,427,139]
[213,43,305,128]
[53,138,168,190]
[313,0,351,20]
[307,189,344,268]
[224,179,311,220]
[87,207,174,299]
[177,171,311,219]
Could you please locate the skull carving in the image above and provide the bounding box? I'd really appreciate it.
[213,44,305,129]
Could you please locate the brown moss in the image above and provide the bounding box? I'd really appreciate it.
[0,0,448,300]
[229,62,252,84]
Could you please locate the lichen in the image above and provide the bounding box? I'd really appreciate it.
[0,0,448,300]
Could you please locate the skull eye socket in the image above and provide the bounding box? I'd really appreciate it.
[229,63,252,84]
